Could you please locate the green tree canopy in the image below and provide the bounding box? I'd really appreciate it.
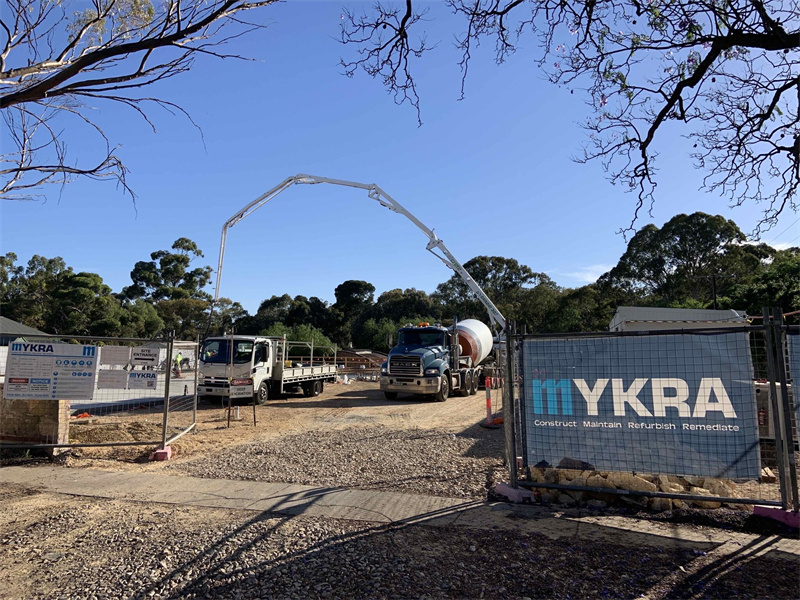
[122,237,212,302]
[601,213,773,306]
[434,256,552,324]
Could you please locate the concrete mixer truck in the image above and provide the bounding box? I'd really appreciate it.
[380,318,499,402]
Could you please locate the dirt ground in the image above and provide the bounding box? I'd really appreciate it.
[2,381,799,599]
[65,380,495,467]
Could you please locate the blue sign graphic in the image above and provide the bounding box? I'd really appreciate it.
[520,333,759,479]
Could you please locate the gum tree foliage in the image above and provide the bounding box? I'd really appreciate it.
[357,317,402,351]
[331,280,376,346]
[341,1,799,232]
[261,322,336,356]
[729,247,799,314]
[1,0,277,199]
[433,255,552,323]
[121,237,213,338]
[369,287,436,323]
[122,237,211,301]
[600,212,773,304]
[0,252,164,336]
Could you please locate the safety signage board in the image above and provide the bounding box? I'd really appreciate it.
[788,331,800,426]
[100,346,132,366]
[96,370,129,389]
[131,347,159,367]
[3,342,99,400]
[230,383,254,399]
[128,371,158,390]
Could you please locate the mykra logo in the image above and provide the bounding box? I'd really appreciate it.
[532,378,737,419]
[11,343,55,353]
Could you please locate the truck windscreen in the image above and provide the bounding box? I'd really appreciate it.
[398,330,444,347]
[200,340,254,364]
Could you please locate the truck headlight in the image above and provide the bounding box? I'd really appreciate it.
[424,368,439,376]
[381,367,388,375]
[198,371,204,380]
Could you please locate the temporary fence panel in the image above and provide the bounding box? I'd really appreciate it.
[505,322,800,509]
[518,330,759,479]
[0,334,197,452]
[788,327,799,427]
[163,341,199,445]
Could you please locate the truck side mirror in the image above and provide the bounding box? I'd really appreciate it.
[262,347,269,363]
[386,334,393,348]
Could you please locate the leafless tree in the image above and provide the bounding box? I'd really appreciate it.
[341,1,799,234]
[1,0,277,200]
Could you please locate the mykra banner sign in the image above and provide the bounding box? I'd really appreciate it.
[4,342,99,401]
[520,333,759,479]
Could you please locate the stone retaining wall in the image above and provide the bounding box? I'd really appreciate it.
[0,384,69,447]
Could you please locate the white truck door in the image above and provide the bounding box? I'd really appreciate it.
[252,340,271,385]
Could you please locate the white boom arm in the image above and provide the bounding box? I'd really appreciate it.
[214,174,507,334]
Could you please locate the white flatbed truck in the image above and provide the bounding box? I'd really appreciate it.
[198,335,337,404]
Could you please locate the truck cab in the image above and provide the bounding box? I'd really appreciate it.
[198,336,277,403]
[199,335,337,404]
[380,319,493,402]
[380,323,455,402]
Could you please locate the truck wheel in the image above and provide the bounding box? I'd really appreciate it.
[255,382,270,405]
[457,371,469,397]
[304,380,322,397]
[469,371,478,395]
[384,391,398,400]
[434,374,449,402]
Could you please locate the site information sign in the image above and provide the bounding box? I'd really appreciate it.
[3,342,99,400]
[128,371,158,390]
[100,346,132,366]
[520,333,759,479]
[230,381,253,399]
[131,347,159,367]
[96,370,129,390]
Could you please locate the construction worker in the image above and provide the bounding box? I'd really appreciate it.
[173,351,183,378]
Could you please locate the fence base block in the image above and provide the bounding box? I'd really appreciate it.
[753,506,800,529]
[494,482,536,504]
[150,446,173,462]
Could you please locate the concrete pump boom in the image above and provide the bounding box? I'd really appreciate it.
[213,174,507,335]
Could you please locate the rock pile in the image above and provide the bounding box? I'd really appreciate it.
[526,466,751,511]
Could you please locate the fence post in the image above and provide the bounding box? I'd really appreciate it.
[504,322,518,488]
[160,333,174,451]
[772,307,800,512]
[764,308,790,510]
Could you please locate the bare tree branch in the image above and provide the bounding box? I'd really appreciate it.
[341,0,800,236]
[1,0,278,200]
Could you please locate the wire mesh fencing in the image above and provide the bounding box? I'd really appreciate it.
[163,340,199,445]
[505,321,799,511]
[0,334,197,455]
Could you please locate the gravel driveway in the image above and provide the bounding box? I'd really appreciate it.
[6,485,797,600]
[170,424,505,499]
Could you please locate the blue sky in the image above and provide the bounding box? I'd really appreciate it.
[2,1,798,314]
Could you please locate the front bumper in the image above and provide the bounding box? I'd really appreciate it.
[199,384,229,397]
[380,374,440,394]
